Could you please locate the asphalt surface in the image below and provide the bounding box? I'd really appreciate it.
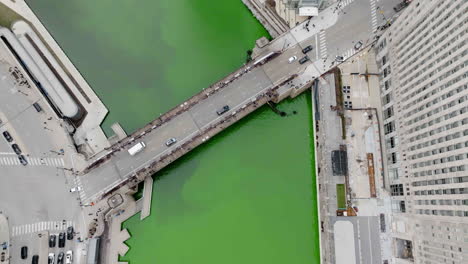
[0,48,81,263]
[331,216,382,264]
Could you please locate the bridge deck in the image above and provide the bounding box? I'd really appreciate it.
[77,0,402,204]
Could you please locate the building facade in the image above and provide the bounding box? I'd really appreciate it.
[375,0,468,263]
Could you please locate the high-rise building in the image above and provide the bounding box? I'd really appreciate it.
[375,0,468,263]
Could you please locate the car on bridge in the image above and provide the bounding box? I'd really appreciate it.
[216,105,230,115]
[165,138,177,147]
[128,142,146,156]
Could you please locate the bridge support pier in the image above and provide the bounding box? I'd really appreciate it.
[140,176,153,220]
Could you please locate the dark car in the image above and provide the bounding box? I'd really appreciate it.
[57,252,64,264]
[58,232,66,248]
[18,155,28,166]
[11,143,21,155]
[66,226,74,240]
[33,102,42,112]
[302,45,313,54]
[299,56,310,64]
[2,131,13,142]
[20,246,27,259]
[216,105,230,115]
[49,234,56,247]
[32,255,39,264]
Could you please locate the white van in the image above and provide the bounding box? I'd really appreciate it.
[128,142,146,156]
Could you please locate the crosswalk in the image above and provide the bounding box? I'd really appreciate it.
[342,48,357,60]
[0,155,64,167]
[11,221,74,237]
[73,176,87,202]
[319,31,328,59]
[370,0,379,32]
[338,0,355,8]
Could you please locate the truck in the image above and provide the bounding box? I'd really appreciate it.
[128,142,146,156]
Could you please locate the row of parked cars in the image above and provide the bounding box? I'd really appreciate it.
[48,251,73,264]
[2,130,27,165]
[21,248,72,264]
[20,227,74,263]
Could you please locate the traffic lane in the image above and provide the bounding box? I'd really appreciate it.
[325,1,374,59]
[78,162,121,202]
[190,68,272,129]
[357,217,382,264]
[114,112,199,176]
[0,165,77,226]
[374,0,402,22]
[8,106,62,158]
[261,46,308,84]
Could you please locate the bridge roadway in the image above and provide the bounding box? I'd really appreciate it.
[77,0,401,205]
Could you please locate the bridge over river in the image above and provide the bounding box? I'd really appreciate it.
[76,0,400,205]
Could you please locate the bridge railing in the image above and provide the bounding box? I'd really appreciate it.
[83,51,282,173]
[90,74,298,202]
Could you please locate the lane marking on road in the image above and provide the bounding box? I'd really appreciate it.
[12,221,75,237]
[319,31,328,59]
[370,0,378,31]
[0,155,64,167]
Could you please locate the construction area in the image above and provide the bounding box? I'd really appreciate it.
[313,47,393,264]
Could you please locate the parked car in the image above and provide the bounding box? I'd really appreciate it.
[288,56,297,63]
[57,252,64,264]
[20,246,27,259]
[67,226,74,240]
[33,102,42,112]
[216,105,230,116]
[69,186,82,193]
[18,155,28,166]
[354,40,363,50]
[49,234,56,247]
[302,45,313,54]
[2,131,13,142]
[165,138,177,147]
[299,56,309,64]
[65,250,73,264]
[48,253,55,264]
[32,255,39,264]
[11,143,21,155]
[336,55,344,62]
[58,232,66,248]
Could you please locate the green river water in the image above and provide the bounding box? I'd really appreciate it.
[25,0,320,263]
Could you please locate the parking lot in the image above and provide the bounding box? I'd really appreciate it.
[0,41,83,263]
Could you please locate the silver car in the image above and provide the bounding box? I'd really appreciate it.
[165,138,177,147]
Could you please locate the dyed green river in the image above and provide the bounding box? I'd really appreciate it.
[26,0,320,263]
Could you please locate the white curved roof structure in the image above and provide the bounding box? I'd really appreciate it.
[0,24,80,119]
